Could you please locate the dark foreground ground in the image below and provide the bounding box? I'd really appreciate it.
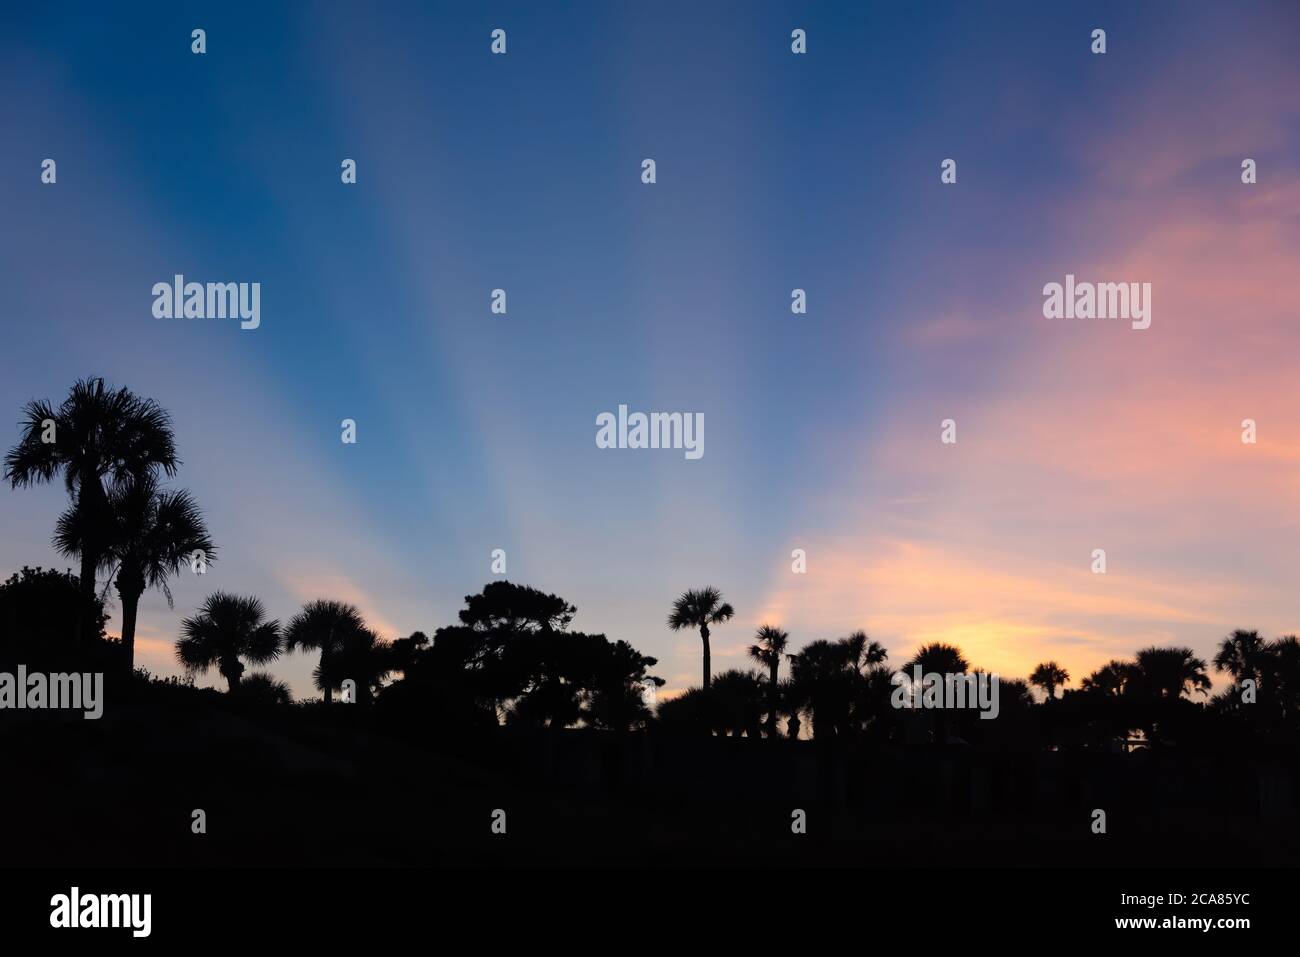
[3,687,1296,869]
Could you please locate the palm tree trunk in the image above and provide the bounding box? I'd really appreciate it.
[77,547,96,647]
[766,662,780,735]
[701,624,711,691]
[75,467,104,648]
[321,649,333,705]
[220,657,244,692]
[115,566,145,673]
[322,629,334,705]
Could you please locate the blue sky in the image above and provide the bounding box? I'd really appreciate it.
[3,1,1299,698]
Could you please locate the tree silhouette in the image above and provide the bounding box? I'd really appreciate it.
[842,630,888,674]
[237,671,294,707]
[501,630,662,730]
[786,639,855,739]
[459,580,575,633]
[655,687,709,734]
[579,636,662,731]
[176,593,281,691]
[654,673,763,737]
[1132,646,1210,700]
[55,473,214,671]
[4,377,178,645]
[1214,629,1268,685]
[1102,646,1210,745]
[0,566,108,670]
[667,586,734,693]
[900,643,973,745]
[1081,659,1133,696]
[709,670,765,736]
[379,583,661,732]
[284,600,366,704]
[1208,633,1300,729]
[839,631,888,734]
[781,634,890,740]
[748,624,789,736]
[907,642,970,675]
[1029,661,1069,701]
[380,622,498,734]
[1076,659,1141,745]
[457,581,582,720]
[388,631,430,679]
[316,626,391,706]
[858,664,903,741]
[1264,635,1300,724]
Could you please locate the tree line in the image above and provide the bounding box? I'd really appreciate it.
[4,378,1299,751]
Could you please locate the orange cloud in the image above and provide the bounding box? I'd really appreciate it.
[273,567,404,640]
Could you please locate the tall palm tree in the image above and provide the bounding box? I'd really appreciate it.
[4,378,178,644]
[284,599,366,704]
[1029,661,1070,701]
[748,624,790,735]
[176,593,281,691]
[1213,629,1268,685]
[667,586,734,692]
[54,474,214,671]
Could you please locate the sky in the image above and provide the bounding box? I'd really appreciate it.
[2,1,1299,700]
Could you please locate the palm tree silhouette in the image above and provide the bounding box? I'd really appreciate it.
[1029,661,1070,701]
[176,593,281,691]
[1266,635,1300,722]
[1132,646,1210,699]
[907,642,970,675]
[667,586,734,692]
[315,626,391,706]
[1081,659,1132,695]
[904,642,970,744]
[786,639,856,739]
[841,630,888,674]
[709,669,766,736]
[284,600,366,704]
[1213,629,1268,686]
[54,474,214,671]
[4,378,178,644]
[748,624,789,736]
